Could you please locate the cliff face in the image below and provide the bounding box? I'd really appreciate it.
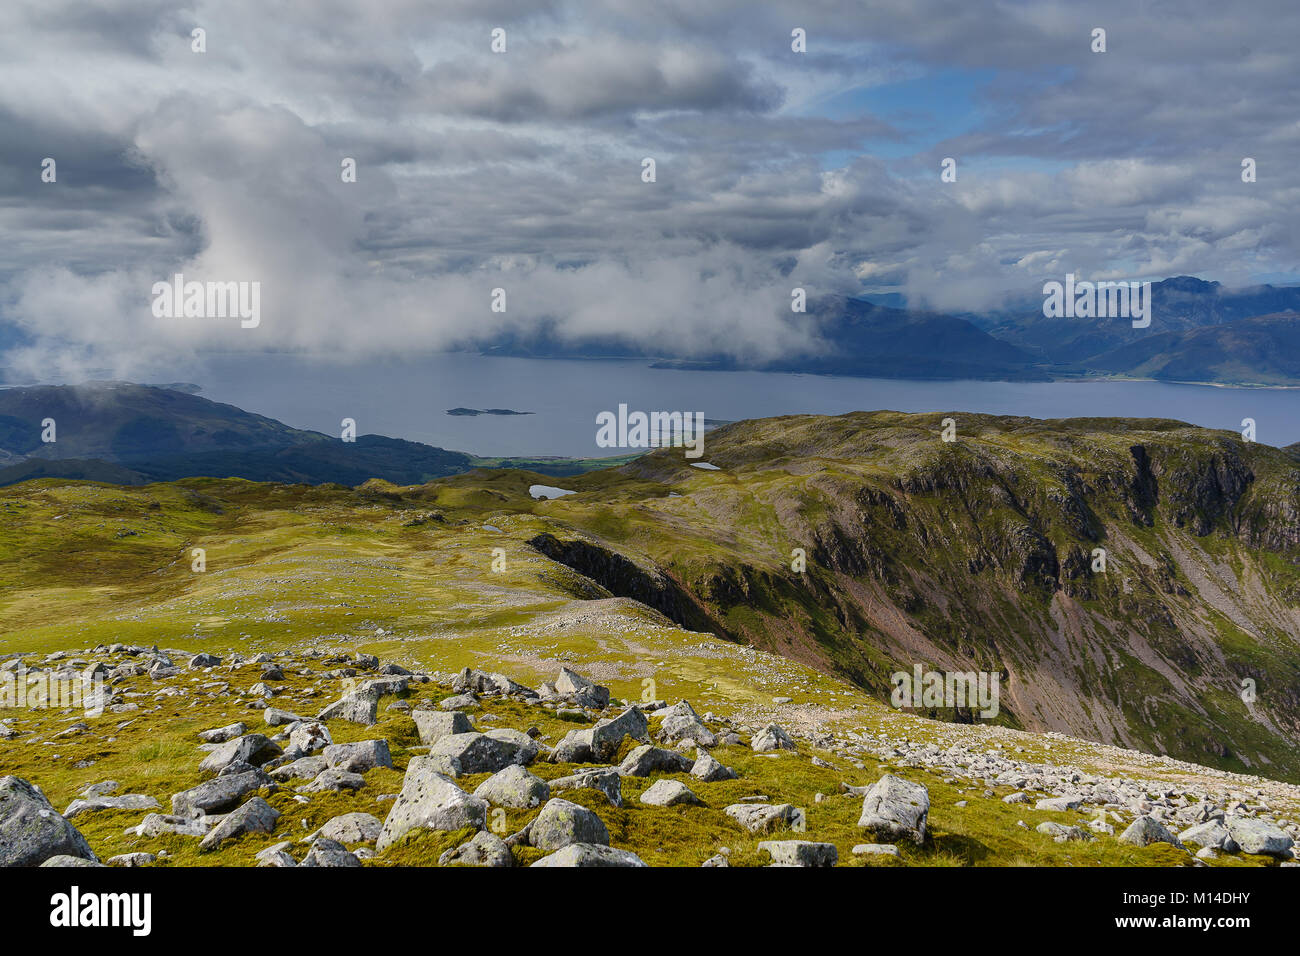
[541,412,1300,780]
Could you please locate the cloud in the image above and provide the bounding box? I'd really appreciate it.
[2,0,1300,377]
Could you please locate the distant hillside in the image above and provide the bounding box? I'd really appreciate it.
[755,296,1047,381]
[0,381,636,487]
[485,296,1049,381]
[0,382,311,460]
[989,277,1300,378]
[1079,313,1300,385]
[0,382,475,487]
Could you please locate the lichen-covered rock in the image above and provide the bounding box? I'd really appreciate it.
[724,803,802,833]
[758,840,838,866]
[285,721,331,758]
[751,723,796,753]
[323,739,392,774]
[0,776,99,866]
[269,755,328,782]
[263,708,306,727]
[660,714,717,748]
[473,765,550,809]
[427,731,530,776]
[857,774,929,844]
[255,842,297,867]
[128,813,210,838]
[1225,817,1294,856]
[1036,821,1089,842]
[552,706,649,763]
[530,843,646,867]
[529,798,609,851]
[299,837,362,867]
[39,854,106,867]
[376,758,487,851]
[316,812,383,844]
[300,768,366,793]
[172,769,275,817]
[690,752,737,782]
[317,687,381,725]
[554,667,610,709]
[63,794,160,819]
[439,830,514,867]
[639,779,701,807]
[549,768,623,807]
[619,745,693,777]
[1179,820,1233,851]
[199,733,282,774]
[198,796,280,852]
[1118,815,1184,849]
[198,721,247,743]
[412,709,475,745]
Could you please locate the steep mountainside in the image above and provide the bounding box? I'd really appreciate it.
[533,413,1300,780]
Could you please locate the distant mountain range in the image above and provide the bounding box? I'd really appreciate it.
[986,276,1300,383]
[482,276,1300,386]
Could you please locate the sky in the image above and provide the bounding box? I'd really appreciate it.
[2,0,1299,380]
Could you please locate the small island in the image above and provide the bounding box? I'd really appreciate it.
[446,407,534,417]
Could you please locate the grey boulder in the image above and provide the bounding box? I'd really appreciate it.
[427,731,532,776]
[857,774,929,845]
[639,779,701,807]
[172,769,274,817]
[376,758,487,851]
[63,794,160,819]
[439,830,514,867]
[690,752,737,782]
[1118,815,1184,849]
[199,734,282,774]
[299,837,362,867]
[1225,817,1294,856]
[473,765,550,809]
[0,776,99,866]
[529,798,609,851]
[300,768,366,794]
[724,803,803,833]
[758,840,838,867]
[323,739,393,774]
[549,768,623,807]
[412,709,475,745]
[317,687,381,725]
[618,744,693,777]
[198,721,247,743]
[198,796,280,853]
[316,812,383,844]
[531,843,646,867]
[751,723,796,753]
[552,706,649,763]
